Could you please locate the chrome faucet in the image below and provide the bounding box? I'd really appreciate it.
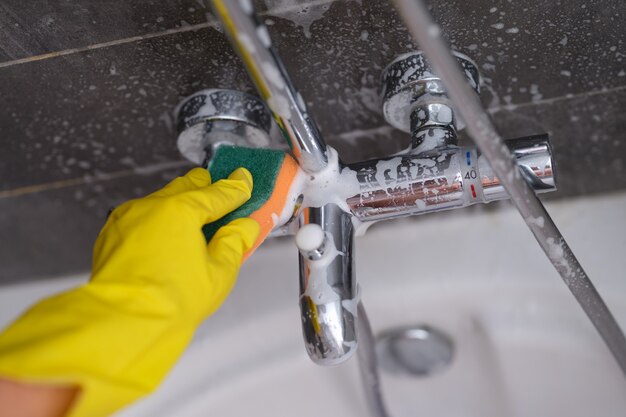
[294,51,554,365]
[175,0,555,366]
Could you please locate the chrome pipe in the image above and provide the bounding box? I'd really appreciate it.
[298,204,358,365]
[356,302,390,417]
[210,0,328,174]
[478,135,555,202]
[211,0,356,367]
[346,135,555,221]
[391,0,626,377]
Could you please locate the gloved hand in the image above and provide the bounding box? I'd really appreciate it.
[0,167,260,417]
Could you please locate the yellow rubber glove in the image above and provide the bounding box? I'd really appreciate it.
[0,167,261,417]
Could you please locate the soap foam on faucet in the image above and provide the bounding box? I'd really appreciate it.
[302,232,344,304]
[300,147,361,212]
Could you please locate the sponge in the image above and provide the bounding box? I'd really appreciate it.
[204,145,300,257]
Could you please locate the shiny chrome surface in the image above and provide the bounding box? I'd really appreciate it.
[205,1,354,364]
[410,103,457,152]
[200,0,572,389]
[176,88,272,134]
[479,134,555,202]
[411,102,457,131]
[381,51,480,142]
[299,204,358,365]
[347,147,464,220]
[356,302,391,417]
[346,135,555,222]
[175,89,274,164]
[376,325,454,376]
[210,0,328,174]
[210,0,354,367]
[179,0,626,413]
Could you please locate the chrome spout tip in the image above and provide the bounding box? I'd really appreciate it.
[297,206,358,367]
[300,295,358,366]
[307,342,358,366]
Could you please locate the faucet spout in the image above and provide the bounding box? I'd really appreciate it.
[210,0,328,174]
[200,1,564,375]
[297,205,358,365]
[210,0,359,366]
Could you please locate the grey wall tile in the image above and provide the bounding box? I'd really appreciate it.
[492,88,626,198]
[0,0,624,281]
[428,0,625,106]
[328,87,626,198]
[0,0,216,62]
[0,0,338,62]
[267,0,625,137]
[0,165,189,283]
[0,27,252,191]
[2,0,624,191]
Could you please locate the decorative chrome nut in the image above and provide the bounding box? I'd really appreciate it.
[175,89,274,164]
[410,103,455,131]
[381,51,480,133]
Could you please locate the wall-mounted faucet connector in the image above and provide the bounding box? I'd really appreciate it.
[346,134,554,221]
[175,56,555,369]
[381,51,480,153]
[176,89,279,165]
[176,0,560,370]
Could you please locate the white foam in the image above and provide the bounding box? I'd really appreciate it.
[264,1,331,38]
[296,224,325,252]
[261,61,286,90]
[238,0,253,14]
[267,94,291,118]
[270,166,306,228]
[256,26,272,47]
[546,237,573,277]
[301,147,361,212]
[302,233,344,304]
[237,33,256,54]
[526,216,545,228]
[341,285,361,317]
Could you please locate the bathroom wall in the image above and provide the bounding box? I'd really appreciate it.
[0,0,624,282]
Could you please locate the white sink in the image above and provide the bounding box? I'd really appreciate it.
[1,192,626,417]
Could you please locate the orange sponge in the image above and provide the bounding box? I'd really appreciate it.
[203,146,300,259]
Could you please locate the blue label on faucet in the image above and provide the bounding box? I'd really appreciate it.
[459,148,484,203]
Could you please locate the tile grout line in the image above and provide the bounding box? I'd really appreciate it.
[264,0,337,16]
[2,82,623,198]
[328,85,626,138]
[0,0,339,69]
[0,22,217,69]
[487,84,626,114]
[0,160,192,199]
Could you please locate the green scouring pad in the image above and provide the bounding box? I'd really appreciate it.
[203,145,300,251]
